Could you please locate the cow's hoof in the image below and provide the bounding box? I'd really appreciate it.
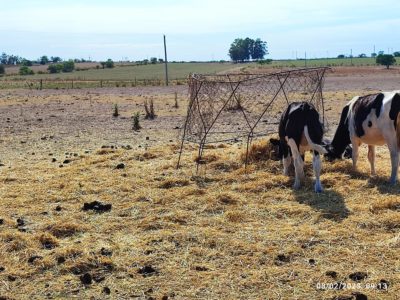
[314,184,323,193]
[293,182,301,190]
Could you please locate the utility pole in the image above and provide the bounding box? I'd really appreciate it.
[350,49,353,65]
[163,35,169,86]
[305,51,307,67]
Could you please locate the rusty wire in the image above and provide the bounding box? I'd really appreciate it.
[177,67,329,169]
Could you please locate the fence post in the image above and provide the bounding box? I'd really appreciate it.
[40,79,43,90]
[100,80,103,88]
[71,80,74,89]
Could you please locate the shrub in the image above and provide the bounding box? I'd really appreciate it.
[19,66,34,75]
[0,64,4,75]
[48,64,63,74]
[105,59,114,68]
[258,59,272,65]
[62,60,75,72]
[144,99,156,119]
[113,104,119,117]
[132,112,141,130]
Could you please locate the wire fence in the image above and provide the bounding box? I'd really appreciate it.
[0,78,188,90]
[177,67,330,169]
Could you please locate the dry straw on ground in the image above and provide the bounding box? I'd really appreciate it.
[1,142,399,299]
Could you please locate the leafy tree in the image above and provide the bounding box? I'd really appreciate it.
[0,53,7,64]
[393,51,400,57]
[105,59,114,68]
[376,54,396,69]
[158,58,164,63]
[337,54,345,59]
[21,59,33,66]
[39,56,49,65]
[229,38,249,62]
[51,56,62,63]
[371,53,377,58]
[358,53,366,58]
[229,37,268,62]
[0,64,5,75]
[150,57,158,64]
[251,38,268,60]
[19,66,34,75]
[100,62,106,69]
[62,60,75,72]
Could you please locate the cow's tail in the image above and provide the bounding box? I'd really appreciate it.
[304,126,327,154]
[397,112,400,149]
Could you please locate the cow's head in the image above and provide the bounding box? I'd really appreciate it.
[323,142,352,161]
[269,138,282,161]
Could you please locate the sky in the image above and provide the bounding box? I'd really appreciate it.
[1,0,400,61]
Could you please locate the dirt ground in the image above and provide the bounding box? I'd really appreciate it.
[0,67,399,299]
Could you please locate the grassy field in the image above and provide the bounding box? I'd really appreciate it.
[2,57,397,85]
[2,62,251,81]
[0,88,399,299]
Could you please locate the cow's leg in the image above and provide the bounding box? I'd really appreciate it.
[388,144,399,184]
[383,134,399,184]
[282,154,292,176]
[312,151,323,193]
[287,138,303,189]
[351,138,360,172]
[280,140,292,176]
[367,145,376,176]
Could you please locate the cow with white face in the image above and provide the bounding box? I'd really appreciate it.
[325,91,400,184]
[270,102,327,192]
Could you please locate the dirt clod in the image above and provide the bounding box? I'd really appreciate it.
[100,247,113,256]
[115,163,125,169]
[138,265,158,277]
[325,270,338,279]
[28,255,43,264]
[16,218,25,227]
[82,201,112,213]
[103,287,111,295]
[79,273,92,285]
[349,272,368,281]
[378,279,389,290]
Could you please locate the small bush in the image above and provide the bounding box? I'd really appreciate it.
[62,60,75,72]
[144,99,156,119]
[132,112,141,130]
[0,64,4,75]
[113,103,119,117]
[19,66,34,75]
[48,64,63,73]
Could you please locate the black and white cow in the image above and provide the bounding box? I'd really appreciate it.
[325,91,400,184]
[271,102,327,192]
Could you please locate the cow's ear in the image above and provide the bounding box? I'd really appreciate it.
[269,138,280,146]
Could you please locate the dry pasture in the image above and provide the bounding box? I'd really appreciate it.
[0,68,400,299]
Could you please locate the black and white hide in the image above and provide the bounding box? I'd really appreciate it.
[270,102,327,192]
[325,91,400,184]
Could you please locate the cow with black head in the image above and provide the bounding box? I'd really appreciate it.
[270,102,327,192]
[325,91,400,184]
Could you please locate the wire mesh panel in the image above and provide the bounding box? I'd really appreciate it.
[177,67,329,168]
